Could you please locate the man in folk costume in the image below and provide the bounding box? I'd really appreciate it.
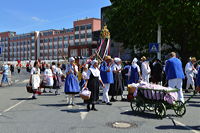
[64,57,80,106]
[109,58,125,101]
[128,58,141,84]
[84,60,105,111]
[185,57,198,93]
[141,56,151,83]
[151,59,163,84]
[100,56,114,105]
[165,52,185,102]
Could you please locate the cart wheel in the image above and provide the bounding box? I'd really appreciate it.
[174,101,186,117]
[130,99,145,112]
[155,103,166,118]
[145,103,155,111]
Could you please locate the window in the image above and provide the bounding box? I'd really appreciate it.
[70,49,77,57]
[54,37,58,42]
[80,25,85,30]
[87,33,92,38]
[54,44,58,49]
[75,35,79,39]
[64,43,68,48]
[49,44,53,49]
[59,37,63,41]
[75,42,79,45]
[49,38,53,42]
[44,39,48,43]
[64,36,68,41]
[86,24,92,29]
[81,48,89,57]
[69,35,74,40]
[80,34,85,39]
[75,26,79,31]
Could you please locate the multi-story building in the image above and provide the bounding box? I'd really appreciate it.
[0,18,101,61]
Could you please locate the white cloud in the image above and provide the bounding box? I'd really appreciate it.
[31,16,49,22]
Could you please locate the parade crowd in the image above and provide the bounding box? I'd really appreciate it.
[1,52,200,111]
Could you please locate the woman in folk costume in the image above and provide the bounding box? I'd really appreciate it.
[30,61,41,99]
[53,63,64,95]
[79,64,88,88]
[109,58,125,101]
[43,64,54,93]
[141,56,151,83]
[128,58,141,84]
[64,57,80,106]
[100,56,114,105]
[185,57,198,93]
[84,60,105,111]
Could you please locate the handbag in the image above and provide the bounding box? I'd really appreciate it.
[80,88,91,100]
[26,83,33,93]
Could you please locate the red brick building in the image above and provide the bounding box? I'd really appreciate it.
[0,18,101,61]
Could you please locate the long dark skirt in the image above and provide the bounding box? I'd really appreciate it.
[109,72,124,96]
[53,75,62,89]
[87,73,100,103]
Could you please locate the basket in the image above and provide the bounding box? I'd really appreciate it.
[128,85,136,94]
[80,88,91,100]
[26,83,33,93]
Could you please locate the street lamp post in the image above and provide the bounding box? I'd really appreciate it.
[157,24,161,60]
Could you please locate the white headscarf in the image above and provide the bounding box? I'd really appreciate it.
[69,57,75,62]
[114,58,121,63]
[132,58,138,64]
[91,60,98,66]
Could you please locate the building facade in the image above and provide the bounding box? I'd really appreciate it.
[0,18,101,61]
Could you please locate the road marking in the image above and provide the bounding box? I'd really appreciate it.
[3,95,32,113]
[167,116,200,133]
[80,111,88,120]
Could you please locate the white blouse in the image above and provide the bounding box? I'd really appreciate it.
[86,67,101,80]
[65,64,78,75]
[44,69,53,77]
[31,67,40,75]
[112,64,122,73]
[57,68,63,75]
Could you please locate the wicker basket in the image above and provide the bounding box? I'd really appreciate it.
[26,84,33,93]
[128,85,136,94]
[80,94,90,100]
[80,88,91,100]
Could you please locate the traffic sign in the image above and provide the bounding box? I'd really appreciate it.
[149,43,159,53]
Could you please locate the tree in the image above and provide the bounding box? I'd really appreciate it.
[105,0,200,63]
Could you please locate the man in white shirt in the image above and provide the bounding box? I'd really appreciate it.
[141,56,151,83]
[185,57,198,93]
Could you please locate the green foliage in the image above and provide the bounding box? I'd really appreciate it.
[106,0,200,62]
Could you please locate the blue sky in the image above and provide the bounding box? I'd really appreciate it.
[0,0,111,34]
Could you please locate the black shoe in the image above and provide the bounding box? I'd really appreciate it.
[121,98,127,101]
[32,96,37,99]
[43,90,47,93]
[110,98,117,102]
[49,91,53,93]
[102,101,106,104]
[185,90,190,93]
[92,108,98,111]
[87,104,90,111]
[106,102,112,105]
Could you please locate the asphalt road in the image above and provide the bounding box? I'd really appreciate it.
[0,70,200,133]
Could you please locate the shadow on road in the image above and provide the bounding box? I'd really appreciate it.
[120,110,159,119]
[155,125,200,131]
[11,98,32,100]
[61,108,87,113]
[40,103,68,107]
